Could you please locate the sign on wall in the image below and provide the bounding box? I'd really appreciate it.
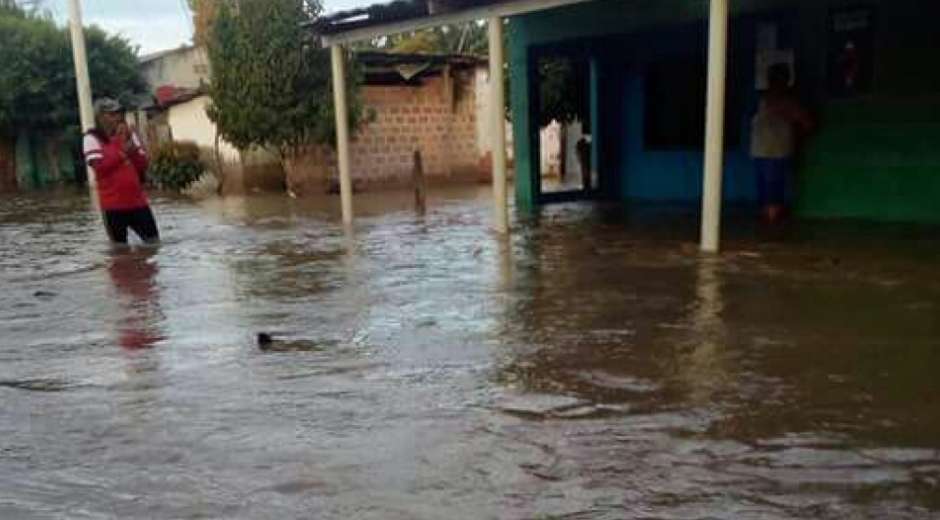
[827,5,874,98]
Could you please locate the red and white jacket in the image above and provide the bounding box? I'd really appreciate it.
[83,129,150,211]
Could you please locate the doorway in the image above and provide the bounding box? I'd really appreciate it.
[534,52,597,199]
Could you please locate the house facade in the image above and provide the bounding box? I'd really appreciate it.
[314,0,940,245]
[140,46,210,100]
[145,50,496,195]
[507,0,940,223]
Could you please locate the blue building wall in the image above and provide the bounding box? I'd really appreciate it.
[510,0,940,223]
[513,5,799,208]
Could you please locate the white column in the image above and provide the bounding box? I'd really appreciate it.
[66,0,96,190]
[700,0,729,253]
[489,17,509,235]
[331,45,354,226]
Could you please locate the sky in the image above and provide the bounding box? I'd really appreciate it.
[47,0,375,55]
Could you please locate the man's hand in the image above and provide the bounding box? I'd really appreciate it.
[116,123,138,154]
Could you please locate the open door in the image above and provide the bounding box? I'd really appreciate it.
[534,51,597,200]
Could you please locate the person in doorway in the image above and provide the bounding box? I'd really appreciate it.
[576,136,592,191]
[750,63,814,224]
[83,98,159,244]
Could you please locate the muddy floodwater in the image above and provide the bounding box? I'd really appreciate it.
[1,188,939,519]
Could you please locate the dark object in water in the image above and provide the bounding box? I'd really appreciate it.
[257,332,275,348]
[257,332,325,353]
[0,379,75,392]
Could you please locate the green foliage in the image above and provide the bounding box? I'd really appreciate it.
[0,0,26,18]
[206,0,363,158]
[149,141,206,191]
[0,8,145,136]
[85,26,146,108]
[358,22,488,55]
[538,56,590,126]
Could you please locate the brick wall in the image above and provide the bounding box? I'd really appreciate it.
[349,71,482,189]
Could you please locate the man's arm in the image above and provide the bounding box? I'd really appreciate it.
[84,133,127,177]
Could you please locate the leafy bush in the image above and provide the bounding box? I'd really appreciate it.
[149,141,206,191]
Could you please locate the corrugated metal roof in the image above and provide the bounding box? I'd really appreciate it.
[311,0,506,35]
[356,50,486,67]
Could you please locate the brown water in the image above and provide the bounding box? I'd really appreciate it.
[1,188,939,520]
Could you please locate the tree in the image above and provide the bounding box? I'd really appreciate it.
[0,9,144,134]
[0,6,145,183]
[0,0,25,18]
[538,56,590,127]
[189,0,233,48]
[206,0,363,190]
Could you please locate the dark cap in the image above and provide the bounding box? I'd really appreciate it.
[93,97,123,114]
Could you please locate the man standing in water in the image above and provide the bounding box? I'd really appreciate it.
[750,63,814,224]
[83,98,160,244]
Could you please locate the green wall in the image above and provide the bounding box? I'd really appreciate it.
[509,0,940,223]
[794,2,940,223]
[15,133,78,189]
[799,104,940,223]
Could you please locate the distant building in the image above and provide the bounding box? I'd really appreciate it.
[141,49,503,196]
[139,46,210,102]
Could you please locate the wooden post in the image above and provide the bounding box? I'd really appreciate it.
[413,150,427,215]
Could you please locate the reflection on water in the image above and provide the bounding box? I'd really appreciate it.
[1,189,939,519]
[107,248,164,350]
[675,257,730,405]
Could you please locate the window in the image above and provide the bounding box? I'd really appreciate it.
[643,57,740,150]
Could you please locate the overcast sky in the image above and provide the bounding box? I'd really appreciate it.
[47,0,375,54]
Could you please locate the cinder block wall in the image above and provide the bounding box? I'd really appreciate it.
[350,74,482,189]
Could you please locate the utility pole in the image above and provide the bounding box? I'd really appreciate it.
[65,0,96,190]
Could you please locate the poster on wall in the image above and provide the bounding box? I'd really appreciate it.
[827,5,874,98]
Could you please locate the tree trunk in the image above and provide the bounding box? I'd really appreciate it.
[0,136,16,193]
[214,130,225,195]
[282,146,330,197]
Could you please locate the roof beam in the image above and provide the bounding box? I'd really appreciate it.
[320,0,597,46]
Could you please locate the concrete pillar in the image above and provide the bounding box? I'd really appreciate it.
[700,0,729,253]
[66,0,96,191]
[489,17,509,235]
[331,45,354,226]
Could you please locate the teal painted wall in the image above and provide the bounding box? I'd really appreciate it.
[14,133,78,190]
[612,19,783,204]
[509,0,940,223]
[509,20,538,211]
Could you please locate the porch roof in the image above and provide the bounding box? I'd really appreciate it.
[309,0,598,46]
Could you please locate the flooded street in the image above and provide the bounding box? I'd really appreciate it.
[1,188,939,519]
